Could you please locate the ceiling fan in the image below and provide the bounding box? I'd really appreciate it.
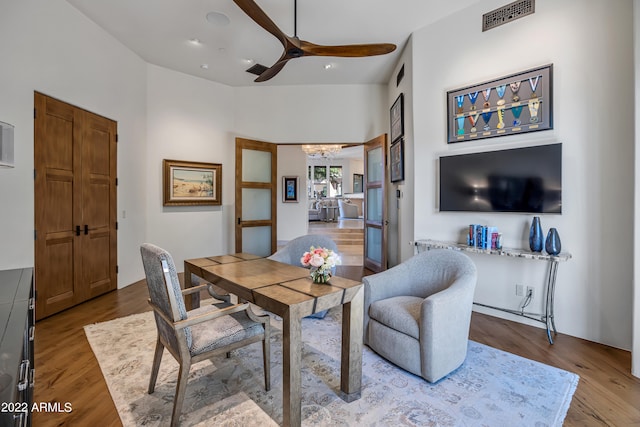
[233,0,397,82]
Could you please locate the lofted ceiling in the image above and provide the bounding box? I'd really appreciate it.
[66,0,481,87]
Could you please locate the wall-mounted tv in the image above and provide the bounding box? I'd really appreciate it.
[439,143,562,213]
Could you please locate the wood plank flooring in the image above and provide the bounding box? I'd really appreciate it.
[33,268,640,426]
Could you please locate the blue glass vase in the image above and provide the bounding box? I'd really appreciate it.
[545,227,561,255]
[529,216,543,252]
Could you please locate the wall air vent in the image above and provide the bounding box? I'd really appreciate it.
[483,0,535,32]
[246,63,269,76]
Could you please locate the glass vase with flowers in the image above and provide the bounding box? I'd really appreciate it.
[300,246,341,284]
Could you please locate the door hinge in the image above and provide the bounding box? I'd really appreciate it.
[115,177,118,186]
[116,265,119,274]
[115,221,118,230]
[115,134,118,142]
[34,230,36,240]
[33,169,36,180]
[33,108,36,119]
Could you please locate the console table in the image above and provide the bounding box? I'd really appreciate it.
[415,239,571,344]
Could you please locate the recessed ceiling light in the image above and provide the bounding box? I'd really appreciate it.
[206,11,230,27]
[324,64,333,70]
[188,38,202,46]
[200,64,209,69]
[243,58,254,65]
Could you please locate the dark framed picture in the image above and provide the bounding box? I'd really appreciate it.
[282,176,299,203]
[163,159,222,206]
[390,93,404,143]
[390,138,404,182]
[446,64,553,143]
[353,173,364,193]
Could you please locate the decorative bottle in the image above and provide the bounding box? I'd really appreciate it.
[545,228,561,256]
[529,216,543,252]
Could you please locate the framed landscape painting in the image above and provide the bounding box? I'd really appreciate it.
[163,159,222,206]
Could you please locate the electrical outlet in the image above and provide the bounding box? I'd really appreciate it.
[527,286,535,300]
[516,284,524,296]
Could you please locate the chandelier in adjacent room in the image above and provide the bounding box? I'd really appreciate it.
[301,144,342,158]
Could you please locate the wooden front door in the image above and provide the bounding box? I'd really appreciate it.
[34,93,117,320]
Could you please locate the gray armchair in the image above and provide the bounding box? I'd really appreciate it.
[363,249,477,383]
[338,199,360,219]
[140,243,271,427]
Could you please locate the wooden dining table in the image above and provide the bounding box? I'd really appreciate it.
[184,253,363,427]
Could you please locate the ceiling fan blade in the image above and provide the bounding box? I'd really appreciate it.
[301,41,396,57]
[232,0,288,47]
[254,56,292,82]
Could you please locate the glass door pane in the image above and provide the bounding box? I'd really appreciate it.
[367,147,383,182]
[242,227,272,257]
[242,149,271,182]
[366,227,382,263]
[241,188,271,221]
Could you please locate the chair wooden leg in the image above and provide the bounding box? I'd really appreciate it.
[148,337,164,394]
[170,360,191,427]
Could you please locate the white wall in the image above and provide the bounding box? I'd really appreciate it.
[387,39,415,267]
[411,0,634,349]
[233,85,387,143]
[276,145,308,242]
[145,65,235,268]
[632,0,640,378]
[0,0,147,287]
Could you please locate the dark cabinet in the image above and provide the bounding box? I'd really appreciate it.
[0,268,34,427]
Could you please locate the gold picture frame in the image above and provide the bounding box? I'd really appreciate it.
[163,159,222,206]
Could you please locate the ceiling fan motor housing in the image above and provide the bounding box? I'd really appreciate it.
[288,47,304,58]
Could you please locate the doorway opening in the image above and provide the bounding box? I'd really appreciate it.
[305,145,364,266]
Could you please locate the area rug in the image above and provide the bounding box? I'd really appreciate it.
[84,307,578,426]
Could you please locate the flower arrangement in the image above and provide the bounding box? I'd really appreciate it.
[300,246,342,284]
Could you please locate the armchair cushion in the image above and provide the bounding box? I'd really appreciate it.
[368,296,422,339]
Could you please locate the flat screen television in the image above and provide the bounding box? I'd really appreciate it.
[439,143,562,213]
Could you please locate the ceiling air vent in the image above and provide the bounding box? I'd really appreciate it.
[246,63,269,76]
[483,0,535,32]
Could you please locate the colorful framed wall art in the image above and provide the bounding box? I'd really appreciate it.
[446,64,553,143]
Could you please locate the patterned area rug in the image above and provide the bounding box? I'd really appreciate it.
[85,307,578,426]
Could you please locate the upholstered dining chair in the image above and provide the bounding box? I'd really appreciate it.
[140,243,271,427]
[268,234,339,319]
[363,249,477,383]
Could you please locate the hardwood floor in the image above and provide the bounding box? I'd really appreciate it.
[33,269,640,426]
[308,219,364,266]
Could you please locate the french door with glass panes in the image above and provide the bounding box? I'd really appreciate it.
[234,138,277,256]
[363,134,387,272]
